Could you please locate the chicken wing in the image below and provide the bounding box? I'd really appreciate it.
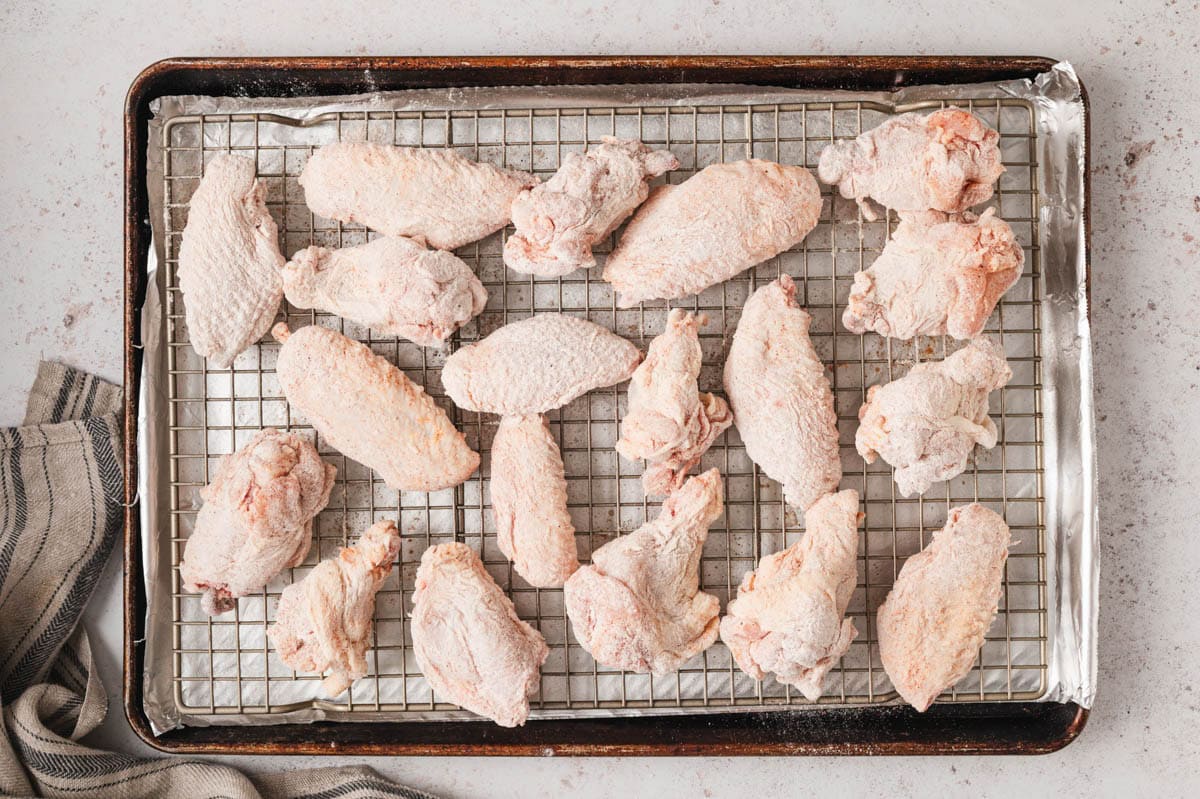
[720,489,860,700]
[724,275,841,511]
[411,542,549,727]
[299,142,537,250]
[442,314,641,415]
[842,209,1024,340]
[856,339,1011,496]
[616,309,733,496]
[563,468,723,674]
[179,153,284,368]
[602,159,821,307]
[490,414,579,588]
[272,323,479,491]
[876,503,1010,711]
[283,236,487,347]
[818,108,1004,220]
[504,137,679,277]
[180,428,336,615]
[268,519,400,698]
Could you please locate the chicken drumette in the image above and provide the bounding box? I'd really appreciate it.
[268,519,400,698]
[283,236,487,347]
[818,108,1004,220]
[505,137,678,277]
[720,489,861,700]
[842,209,1024,340]
[616,309,733,496]
[180,428,336,616]
[856,339,1011,496]
[564,469,724,674]
[490,414,579,588]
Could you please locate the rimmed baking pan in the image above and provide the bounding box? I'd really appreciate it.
[124,56,1093,755]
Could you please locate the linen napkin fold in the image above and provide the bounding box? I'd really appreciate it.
[0,361,437,799]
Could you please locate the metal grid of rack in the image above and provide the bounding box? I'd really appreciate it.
[160,96,1046,719]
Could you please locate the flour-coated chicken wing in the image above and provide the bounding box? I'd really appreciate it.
[563,469,723,674]
[856,339,1011,496]
[268,519,400,698]
[442,314,641,415]
[724,275,841,511]
[616,309,732,496]
[490,414,579,588]
[602,159,821,306]
[842,209,1023,340]
[283,236,487,347]
[300,142,537,250]
[179,153,284,368]
[818,108,1004,220]
[720,489,860,700]
[876,503,1010,711]
[411,542,549,727]
[504,137,678,276]
[180,428,336,615]
[273,323,479,491]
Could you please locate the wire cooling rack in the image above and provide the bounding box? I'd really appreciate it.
[160,96,1046,720]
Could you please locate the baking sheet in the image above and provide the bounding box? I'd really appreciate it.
[138,62,1094,733]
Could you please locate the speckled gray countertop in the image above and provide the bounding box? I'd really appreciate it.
[1,0,1196,795]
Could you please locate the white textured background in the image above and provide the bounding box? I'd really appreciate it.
[1,0,1198,796]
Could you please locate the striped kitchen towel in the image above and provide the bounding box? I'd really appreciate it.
[0,362,437,799]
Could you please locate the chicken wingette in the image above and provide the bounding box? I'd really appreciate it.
[273,323,479,491]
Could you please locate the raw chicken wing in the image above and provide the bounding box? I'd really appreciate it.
[876,503,1011,711]
[273,323,479,491]
[842,209,1024,340]
[724,275,841,511]
[563,469,723,674]
[300,142,538,250]
[856,339,1011,496]
[818,108,1004,219]
[442,314,641,415]
[411,542,549,727]
[283,236,487,347]
[179,153,284,368]
[504,137,678,276]
[180,428,336,615]
[491,414,579,588]
[268,519,401,697]
[720,489,860,700]
[616,309,733,495]
[602,159,821,306]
